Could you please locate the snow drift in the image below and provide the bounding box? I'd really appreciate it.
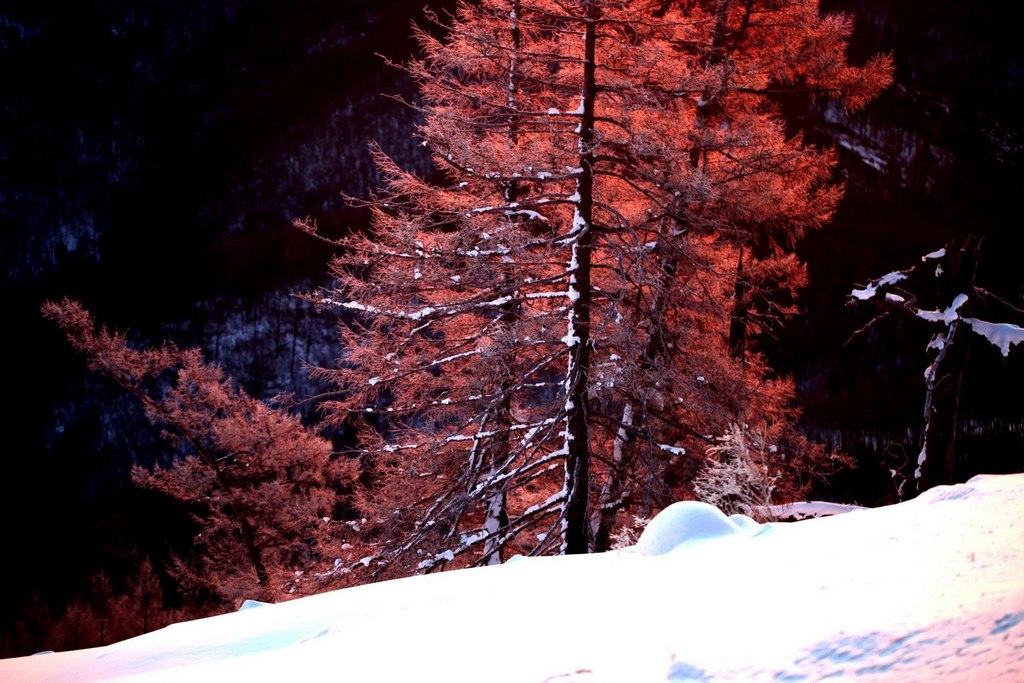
[2,473,1022,682]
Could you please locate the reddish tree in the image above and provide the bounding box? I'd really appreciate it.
[304,0,890,574]
[43,299,358,605]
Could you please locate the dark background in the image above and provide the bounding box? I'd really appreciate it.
[1,0,1021,648]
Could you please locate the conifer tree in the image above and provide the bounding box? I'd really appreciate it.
[43,299,357,604]
[306,0,890,573]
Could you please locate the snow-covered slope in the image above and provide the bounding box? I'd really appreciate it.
[3,473,1022,682]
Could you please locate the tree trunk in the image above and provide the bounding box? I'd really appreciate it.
[729,245,749,360]
[915,238,979,493]
[480,2,525,565]
[591,401,633,551]
[561,0,598,555]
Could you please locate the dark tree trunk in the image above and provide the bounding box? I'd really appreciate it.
[915,237,980,493]
[562,0,598,555]
[591,402,632,552]
[729,245,749,360]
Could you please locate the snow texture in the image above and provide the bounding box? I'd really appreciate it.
[3,474,1023,682]
[916,292,969,323]
[964,318,1024,357]
[851,271,907,300]
[634,501,742,555]
[753,501,867,521]
[727,513,759,530]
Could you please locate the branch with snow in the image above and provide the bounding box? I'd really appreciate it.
[751,501,866,521]
[848,241,1024,360]
[850,270,908,301]
[963,318,1024,357]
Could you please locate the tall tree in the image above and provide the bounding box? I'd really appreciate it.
[306,0,890,575]
[43,299,358,605]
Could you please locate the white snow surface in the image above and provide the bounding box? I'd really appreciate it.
[3,473,1023,682]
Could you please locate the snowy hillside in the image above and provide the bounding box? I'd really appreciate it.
[3,473,1022,682]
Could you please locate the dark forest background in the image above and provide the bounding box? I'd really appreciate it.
[1,0,1021,654]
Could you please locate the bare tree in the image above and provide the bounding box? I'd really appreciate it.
[848,236,1024,497]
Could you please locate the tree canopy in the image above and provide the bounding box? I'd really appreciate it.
[303,0,891,577]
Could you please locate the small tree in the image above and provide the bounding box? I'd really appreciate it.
[43,299,358,605]
[46,559,182,652]
[693,424,779,518]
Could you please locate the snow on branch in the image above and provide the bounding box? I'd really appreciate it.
[850,270,908,301]
[963,318,1024,357]
[752,501,866,521]
[417,550,455,570]
[915,293,969,324]
[408,486,567,574]
[315,287,569,324]
[470,447,566,498]
[382,419,562,455]
[319,297,440,321]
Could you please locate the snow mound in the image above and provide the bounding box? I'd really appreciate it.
[635,501,740,556]
[917,483,979,504]
[238,600,270,611]
[727,513,760,530]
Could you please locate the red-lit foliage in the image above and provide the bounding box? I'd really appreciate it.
[303,0,889,578]
[42,299,358,605]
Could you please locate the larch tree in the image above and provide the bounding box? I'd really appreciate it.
[588,0,890,546]
[305,0,890,576]
[43,299,358,606]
